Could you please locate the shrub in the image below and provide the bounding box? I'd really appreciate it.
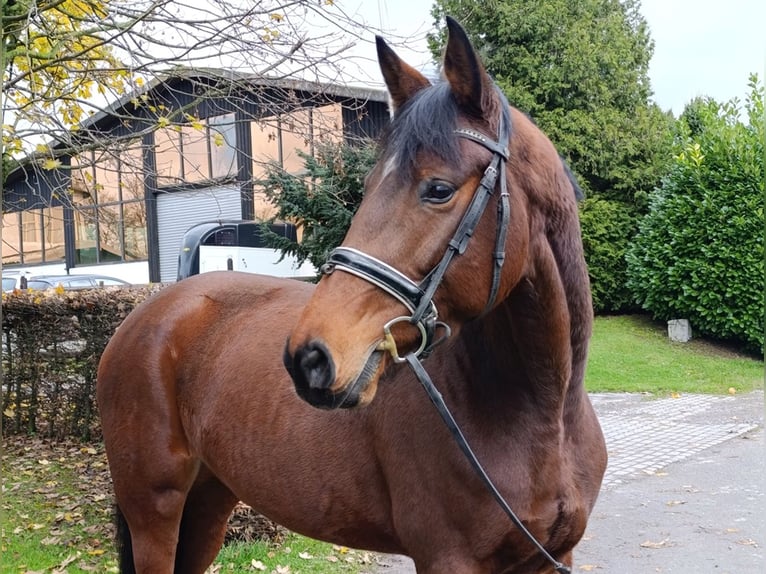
[1,285,163,439]
[258,140,377,273]
[579,197,638,313]
[626,77,764,352]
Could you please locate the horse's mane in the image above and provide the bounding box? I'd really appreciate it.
[562,159,585,201]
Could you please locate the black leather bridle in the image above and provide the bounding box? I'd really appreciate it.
[321,90,512,362]
[320,89,571,573]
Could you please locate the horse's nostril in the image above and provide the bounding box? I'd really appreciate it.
[296,341,335,391]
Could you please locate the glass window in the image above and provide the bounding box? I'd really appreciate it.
[122,200,147,260]
[70,141,147,266]
[181,124,209,183]
[251,119,280,179]
[74,206,99,264]
[6,207,67,265]
[26,280,53,290]
[281,108,312,174]
[93,149,121,203]
[20,210,42,263]
[97,204,123,262]
[68,278,95,288]
[249,104,345,221]
[251,119,280,219]
[155,114,237,187]
[210,114,237,179]
[155,127,183,186]
[120,146,144,201]
[43,206,65,261]
[313,104,343,143]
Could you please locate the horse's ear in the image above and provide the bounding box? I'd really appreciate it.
[376,36,431,112]
[442,16,492,118]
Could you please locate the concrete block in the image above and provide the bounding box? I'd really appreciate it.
[668,319,692,342]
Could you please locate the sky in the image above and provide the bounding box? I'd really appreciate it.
[343,0,766,115]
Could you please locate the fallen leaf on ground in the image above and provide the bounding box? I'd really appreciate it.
[640,538,672,549]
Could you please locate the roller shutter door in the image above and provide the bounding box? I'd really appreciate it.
[156,186,242,282]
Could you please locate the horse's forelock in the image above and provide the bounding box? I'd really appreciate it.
[380,82,514,186]
[381,83,461,182]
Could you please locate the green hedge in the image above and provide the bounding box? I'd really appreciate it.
[579,197,638,313]
[626,78,765,353]
[2,285,162,439]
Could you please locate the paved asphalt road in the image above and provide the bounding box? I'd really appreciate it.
[371,391,764,573]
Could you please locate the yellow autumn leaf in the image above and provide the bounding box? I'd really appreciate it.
[213,132,225,147]
[185,114,204,131]
[87,549,106,556]
[42,158,62,170]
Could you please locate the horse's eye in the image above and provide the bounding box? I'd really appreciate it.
[420,181,456,204]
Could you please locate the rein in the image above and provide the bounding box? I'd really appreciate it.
[405,356,571,574]
[321,90,571,573]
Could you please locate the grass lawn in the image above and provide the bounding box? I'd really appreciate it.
[1,438,119,573]
[1,437,372,574]
[214,538,373,573]
[585,315,764,395]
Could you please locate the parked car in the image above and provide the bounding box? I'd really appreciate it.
[2,271,26,292]
[25,274,130,291]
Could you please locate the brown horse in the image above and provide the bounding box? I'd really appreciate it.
[97,17,606,574]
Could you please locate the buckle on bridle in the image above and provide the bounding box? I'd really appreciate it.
[377,316,428,363]
[376,316,453,363]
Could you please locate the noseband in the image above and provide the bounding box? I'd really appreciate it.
[321,90,512,361]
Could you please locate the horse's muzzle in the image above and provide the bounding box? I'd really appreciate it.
[284,339,385,410]
[284,339,354,409]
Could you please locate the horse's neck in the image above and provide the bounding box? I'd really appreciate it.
[454,222,592,420]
